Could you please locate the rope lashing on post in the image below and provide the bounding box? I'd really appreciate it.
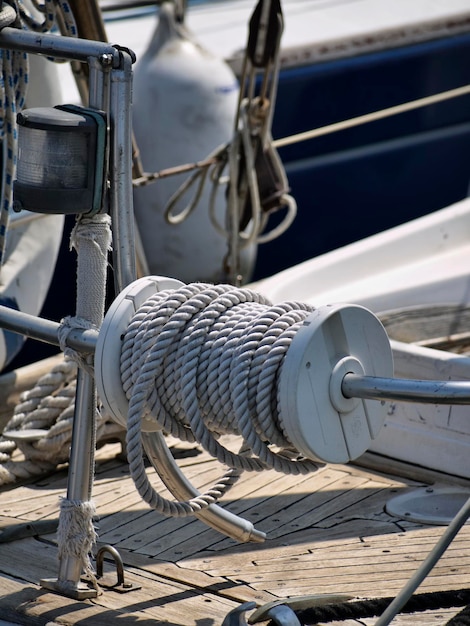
[120,283,320,516]
[56,498,99,592]
[58,213,113,372]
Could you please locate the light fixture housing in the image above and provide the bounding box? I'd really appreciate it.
[14,104,106,215]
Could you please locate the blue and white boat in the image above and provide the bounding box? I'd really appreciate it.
[7,0,470,481]
[93,0,470,280]
[3,3,470,624]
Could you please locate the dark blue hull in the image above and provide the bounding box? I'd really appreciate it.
[255,32,470,279]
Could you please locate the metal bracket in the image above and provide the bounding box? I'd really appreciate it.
[41,577,98,600]
[94,545,141,593]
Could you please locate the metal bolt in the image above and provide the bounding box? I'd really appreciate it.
[100,53,113,67]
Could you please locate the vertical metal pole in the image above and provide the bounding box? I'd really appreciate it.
[43,56,112,599]
[88,54,110,110]
[56,367,96,588]
[43,46,135,598]
[109,49,137,291]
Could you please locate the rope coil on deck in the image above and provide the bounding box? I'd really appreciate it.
[0,354,124,487]
[120,283,323,517]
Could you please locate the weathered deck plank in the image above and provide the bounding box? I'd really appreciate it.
[1,442,470,625]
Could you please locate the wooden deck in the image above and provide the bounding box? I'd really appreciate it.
[1,438,470,625]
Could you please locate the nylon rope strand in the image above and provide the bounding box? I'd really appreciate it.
[121,283,323,518]
[0,354,123,487]
[0,0,76,268]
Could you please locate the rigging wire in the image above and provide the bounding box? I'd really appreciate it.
[133,82,470,186]
[273,83,470,148]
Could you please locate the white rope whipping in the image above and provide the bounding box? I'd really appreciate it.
[57,498,99,590]
[58,213,113,370]
[121,282,322,517]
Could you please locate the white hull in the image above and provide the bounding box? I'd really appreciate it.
[106,0,470,70]
[252,197,470,312]
[253,198,470,477]
[59,1,470,101]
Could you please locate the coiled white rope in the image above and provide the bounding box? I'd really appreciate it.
[121,282,323,517]
[0,357,123,486]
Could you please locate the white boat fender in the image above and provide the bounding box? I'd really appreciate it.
[132,2,256,283]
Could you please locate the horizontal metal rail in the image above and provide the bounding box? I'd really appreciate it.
[0,26,122,64]
[0,305,97,353]
[2,304,470,404]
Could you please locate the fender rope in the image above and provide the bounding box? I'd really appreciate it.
[121,282,323,517]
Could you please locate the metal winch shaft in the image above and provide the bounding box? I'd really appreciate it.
[2,297,470,409]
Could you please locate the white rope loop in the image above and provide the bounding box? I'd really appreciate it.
[121,283,323,517]
[159,96,297,284]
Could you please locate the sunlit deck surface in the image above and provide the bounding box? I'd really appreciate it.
[1,436,470,625]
